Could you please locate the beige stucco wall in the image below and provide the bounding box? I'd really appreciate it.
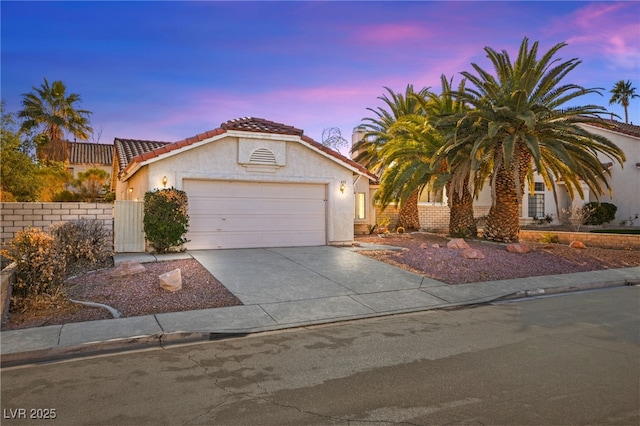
[119,134,367,245]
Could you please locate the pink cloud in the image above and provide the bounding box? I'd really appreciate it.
[354,23,433,45]
[548,2,640,70]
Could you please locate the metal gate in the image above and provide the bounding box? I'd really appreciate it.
[113,200,145,252]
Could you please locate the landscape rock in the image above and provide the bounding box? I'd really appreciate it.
[159,268,182,292]
[420,243,428,249]
[447,238,470,249]
[507,243,531,254]
[110,261,146,277]
[432,244,440,249]
[462,248,485,259]
[570,241,586,249]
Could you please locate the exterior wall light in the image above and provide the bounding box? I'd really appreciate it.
[162,176,168,187]
[340,180,346,193]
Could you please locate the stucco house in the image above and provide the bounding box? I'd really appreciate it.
[112,117,376,250]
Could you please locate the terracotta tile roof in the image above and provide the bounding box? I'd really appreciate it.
[586,119,640,139]
[117,117,377,180]
[69,141,113,165]
[114,138,172,173]
[221,117,304,136]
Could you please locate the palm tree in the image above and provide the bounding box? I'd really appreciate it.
[609,80,638,124]
[450,37,625,242]
[18,78,93,162]
[376,75,488,238]
[352,85,432,230]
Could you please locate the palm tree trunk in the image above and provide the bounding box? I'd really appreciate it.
[485,144,532,242]
[447,178,476,238]
[397,189,420,231]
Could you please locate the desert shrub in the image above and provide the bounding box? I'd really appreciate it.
[583,202,617,225]
[50,219,113,274]
[143,188,190,253]
[1,228,66,298]
[540,233,559,244]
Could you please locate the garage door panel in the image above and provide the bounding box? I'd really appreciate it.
[184,180,326,249]
[189,215,225,232]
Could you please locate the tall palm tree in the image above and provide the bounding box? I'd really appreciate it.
[18,78,93,162]
[609,80,638,124]
[352,85,432,230]
[450,37,625,242]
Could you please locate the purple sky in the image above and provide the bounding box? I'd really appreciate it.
[2,1,639,154]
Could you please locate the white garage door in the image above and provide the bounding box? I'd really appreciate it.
[184,180,326,249]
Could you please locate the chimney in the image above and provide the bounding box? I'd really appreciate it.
[351,125,367,160]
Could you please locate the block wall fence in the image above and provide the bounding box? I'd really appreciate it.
[1,202,113,248]
[519,229,640,250]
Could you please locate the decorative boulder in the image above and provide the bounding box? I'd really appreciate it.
[447,238,470,249]
[159,269,182,292]
[111,261,146,277]
[462,248,485,259]
[432,244,440,249]
[420,243,428,249]
[507,243,531,254]
[570,241,586,249]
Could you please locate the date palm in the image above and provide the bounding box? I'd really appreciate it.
[353,85,432,230]
[377,75,488,237]
[18,78,93,162]
[609,80,638,124]
[451,37,625,242]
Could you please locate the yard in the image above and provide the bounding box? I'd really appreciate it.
[2,232,639,331]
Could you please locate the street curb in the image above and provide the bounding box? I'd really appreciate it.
[2,279,638,368]
[499,276,638,301]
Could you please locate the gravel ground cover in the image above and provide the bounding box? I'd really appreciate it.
[355,233,640,284]
[3,259,241,331]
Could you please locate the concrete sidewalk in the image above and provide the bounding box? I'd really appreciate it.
[2,244,639,367]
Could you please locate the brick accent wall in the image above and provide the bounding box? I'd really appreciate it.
[519,230,640,250]
[1,202,113,247]
[418,204,450,231]
[374,204,492,233]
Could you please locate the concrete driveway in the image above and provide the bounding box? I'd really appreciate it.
[189,245,444,306]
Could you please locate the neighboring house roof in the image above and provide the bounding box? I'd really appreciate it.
[114,138,172,174]
[68,141,114,165]
[116,117,377,180]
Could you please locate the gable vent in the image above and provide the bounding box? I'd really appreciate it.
[249,148,277,165]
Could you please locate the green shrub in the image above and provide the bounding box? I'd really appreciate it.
[1,228,66,298]
[143,188,190,253]
[50,219,113,274]
[583,202,617,225]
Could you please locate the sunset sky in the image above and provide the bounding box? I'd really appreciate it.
[2,1,639,153]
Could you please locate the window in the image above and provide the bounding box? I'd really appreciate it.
[528,182,545,218]
[355,192,366,220]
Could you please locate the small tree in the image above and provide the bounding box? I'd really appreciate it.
[73,168,110,202]
[143,188,190,253]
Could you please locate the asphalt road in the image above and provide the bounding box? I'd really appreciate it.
[2,286,638,425]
